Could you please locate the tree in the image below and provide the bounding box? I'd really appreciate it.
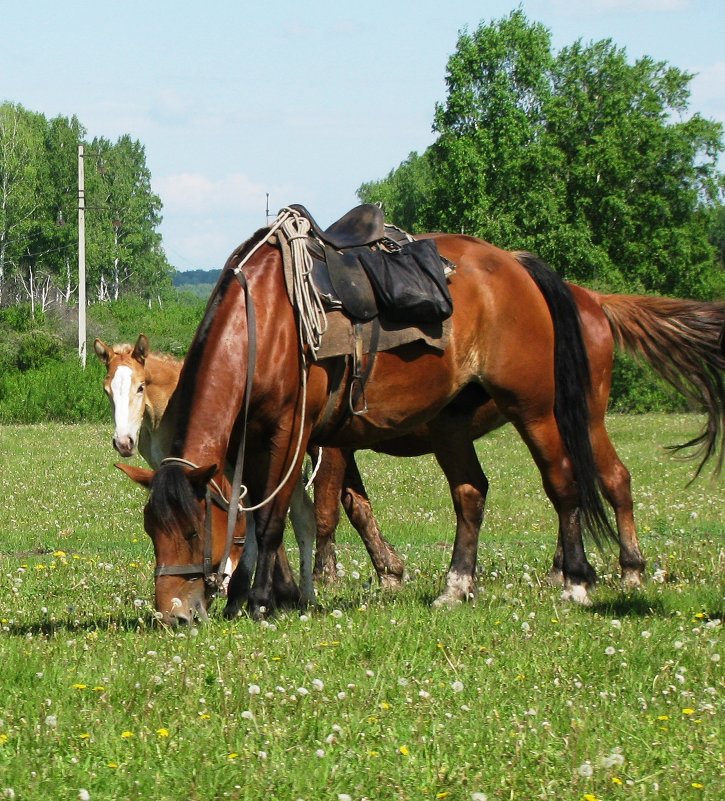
[358,11,724,298]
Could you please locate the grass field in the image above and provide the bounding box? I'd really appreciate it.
[0,415,722,801]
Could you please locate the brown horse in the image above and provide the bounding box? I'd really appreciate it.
[94,333,319,607]
[118,208,724,624]
[312,285,725,593]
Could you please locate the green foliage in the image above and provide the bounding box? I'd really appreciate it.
[14,330,63,371]
[608,354,688,414]
[0,357,107,423]
[359,10,724,299]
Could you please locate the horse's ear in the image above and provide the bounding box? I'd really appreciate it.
[132,334,149,365]
[94,338,113,366]
[116,463,155,488]
[187,464,218,498]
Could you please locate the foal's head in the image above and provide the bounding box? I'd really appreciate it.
[94,334,149,457]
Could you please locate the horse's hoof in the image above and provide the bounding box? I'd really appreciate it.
[379,574,405,591]
[222,603,243,620]
[621,569,644,590]
[548,568,565,587]
[560,583,591,606]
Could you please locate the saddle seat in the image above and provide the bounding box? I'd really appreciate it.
[289,203,386,249]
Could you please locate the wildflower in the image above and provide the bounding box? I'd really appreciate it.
[451,680,464,693]
[692,783,704,789]
[120,731,134,739]
[72,683,87,690]
[641,630,651,639]
[682,708,695,715]
[227,753,239,760]
[257,751,267,760]
[604,646,616,656]
[78,733,90,740]
[248,684,261,695]
[297,687,309,696]
[44,715,57,728]
[315,749,325,758]
[0,735,8,745]
[471,795,488,801]
[611,620,621,629]
[78,791,90,801]
[582,795,599,801]
[399,745,410,756]
[3,791,15,800]
[437,793,450,799]
[577,762,594,778]
[107,763,118,769]
[338,795,352,801]
[312,679,324,691]
[331,609,343,619]
[156,728,169,738]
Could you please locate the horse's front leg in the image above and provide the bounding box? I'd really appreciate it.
[288,475,317,607]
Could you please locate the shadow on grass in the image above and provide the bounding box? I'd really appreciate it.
[587,594,669,618]
[5,614,160,637]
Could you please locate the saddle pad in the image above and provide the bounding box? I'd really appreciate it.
[316,310,451,361]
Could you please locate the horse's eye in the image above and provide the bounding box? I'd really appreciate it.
[137,384,145,394]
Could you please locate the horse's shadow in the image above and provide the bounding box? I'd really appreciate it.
[5,614,156,638]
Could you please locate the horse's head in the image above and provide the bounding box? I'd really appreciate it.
[94,334,149,457]
[117,461,239,625]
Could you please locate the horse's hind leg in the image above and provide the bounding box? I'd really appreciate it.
[430,429,489,607]
[591,422,645,588]
[314,448,405,588]
[339,452,405,589]
[288,476,317,607]
[515,416,598,604]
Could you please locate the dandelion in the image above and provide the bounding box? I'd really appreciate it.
[297,687,309,696]
[582,795,599,801]
[120,731,134,739]
[241,710,254,721]
[44,715,57,728]
[338,795,352,801]
[0,735,8,746]
[248,684,261,695]
[78,791,90,801]
[641,630,652,639]
[682,708,695,715]
[257,751,267,760]
[711,653,720,663]
[72,683,87,690]
[227,753,239,760]
[577,761,594,778]
[399,745,410,756]
[312,679,324,691]
[315,748,325,758]
[691,782,704,789]
[331,609,343,619]
[604,646,616,656]
[3,791,15,800]
[471,795,488,801]
[78,733,90,740]
[451,680,464,693]
[156,728,169,738]
[611,620,621,629]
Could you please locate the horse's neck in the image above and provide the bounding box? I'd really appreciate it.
[143,354,182,428]
[139,354,182,469]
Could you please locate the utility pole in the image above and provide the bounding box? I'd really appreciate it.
[78,145,86,367]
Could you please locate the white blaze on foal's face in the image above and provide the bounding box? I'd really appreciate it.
[108,364,145,455]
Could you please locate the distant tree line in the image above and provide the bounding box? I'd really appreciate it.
[172,268,221,287]
[359,11,724,299]
[0,102,172,317]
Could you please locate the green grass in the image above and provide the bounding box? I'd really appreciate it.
[0,415,722,800]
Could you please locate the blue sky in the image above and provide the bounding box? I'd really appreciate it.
[2,0,723,270]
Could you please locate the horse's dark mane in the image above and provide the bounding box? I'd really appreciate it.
[515,252,615,549]
[172,226,271,451]
[147,464,203,536]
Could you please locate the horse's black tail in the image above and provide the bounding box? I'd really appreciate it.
[515,252,617,549]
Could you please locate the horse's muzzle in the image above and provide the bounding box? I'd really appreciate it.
[113,436,135,457]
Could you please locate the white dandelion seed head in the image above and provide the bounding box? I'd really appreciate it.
[241,710,254,720]
[471,793,488,801]
[248,684,261,695]
[605,646,616,656]
[170,597,182,610]
[315,748,325,758]
[577,761,594,778]
[44,715,57,728]
[611,619,622,629]
[312,679,324,691]
[451,680,464,693]
[641,630,652,639]
[78,791,90,801]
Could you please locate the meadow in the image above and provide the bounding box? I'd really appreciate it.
[0,415,722,801]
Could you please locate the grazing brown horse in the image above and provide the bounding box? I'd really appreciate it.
[118,209,724,625]
[95,334,319,607]
[312,285,725,593]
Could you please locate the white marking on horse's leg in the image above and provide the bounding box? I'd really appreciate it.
[548,567,565,586]
[621,568,644,590]
[560,581,592,606]
[289,477,316,607]
[220,557,233,596]
[379,572,405,591]
[432,570,476,608]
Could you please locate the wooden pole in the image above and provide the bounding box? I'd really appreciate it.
[78,144,86,367]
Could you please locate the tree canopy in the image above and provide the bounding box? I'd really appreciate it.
[0,102,172,314]
[359,10,724,298]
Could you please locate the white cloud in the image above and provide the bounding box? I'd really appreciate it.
[690,60,725,123]
[153,172,269,215]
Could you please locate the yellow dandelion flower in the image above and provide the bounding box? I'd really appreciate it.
[582,795,599,801]
[693,612,706,620]
[227,752,239,760]
[198,713,211,720]
[156,728,169,737]
[380,702,391,710]
[437,793,450,799]
[368,750,379,757]
[612,777,623,785]
[53,551,67,558]
[657,715,669,721]
[92,686,105,692]
[0,734,9,745]
[691,783,703,789]
[120,730,134,739]
[72,683,87,690]
[107,762,118,769]
[78,733,91,740]
[682,708,695,715]
[398,745,409,756]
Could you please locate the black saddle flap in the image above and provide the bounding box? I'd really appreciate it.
[357,239,453,323]
[325,247,378,321]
